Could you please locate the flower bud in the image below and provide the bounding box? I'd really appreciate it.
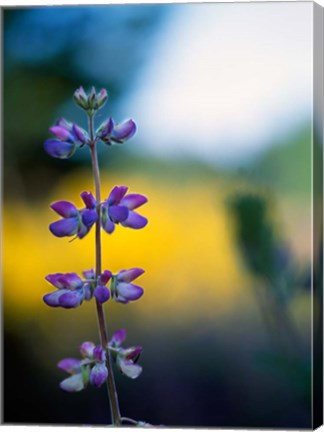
[73,86,89,110]
[96,88,108,109]
[80,341,95,358]
[88,86,97,109]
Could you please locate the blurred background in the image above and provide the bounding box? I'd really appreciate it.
[2,3,319,428]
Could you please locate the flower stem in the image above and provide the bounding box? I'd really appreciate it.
[89,113,121,426]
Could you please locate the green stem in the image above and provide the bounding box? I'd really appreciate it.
[89,113,121,426]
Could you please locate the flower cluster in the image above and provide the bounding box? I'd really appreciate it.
[44,118,88,159]
[44,88,136,160]
[43,86,148,422]
[58,342,108,392]
[101,186,148,234]
[43,267,144,309]
[58,330,143,392]
[74,86,108,111]
[49,186,147,239]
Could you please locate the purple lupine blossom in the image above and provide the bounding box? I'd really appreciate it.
[43,269,112,308]
[43,272,85,308]
[58,342,108,392]
[49,191,98,239]
[97,118,137,145]
[110,268,145,304]
[93,270,112,304]
[101,186,148,234]
[44,117,88,159]
[109,329,143,379]
[43,269,96,308]
[90,345,108,387]
[57,355,89,392]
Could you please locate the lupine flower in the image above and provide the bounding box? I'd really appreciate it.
[101,186,148,234]
[44,117,88,159]
[43,270,95,308]
[93,270,112,304]
[58,357,89,392]
[89,345,108,387]
[58,342,108,392]
[110,268,145,304]
[49,191,98,239]
[109,329,143,379]
[97,118,137,145]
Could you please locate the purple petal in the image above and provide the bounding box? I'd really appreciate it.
[72,124,87,143]
[77,223,89,239]
[93,345,106,363]
[99,270,112,285]
[110,329,127,347]
[107,186,128,205]
[121,211,148,229]
[60,373,85,392]
[43,289,68,307]
[49,217,79,237]
[117,357,142,379]
[101,206,115,234]
[117,268,145,283]
[59,272,83,289]
[50,201,78,218]
[111,119,137,142]
[49,126,73,141]
[80,341,95,358]
[56,117,72,130]
[102,218,115,234]
[98,117,114,138]
[44,139,76,159]
[45,273,65,289]
[80,191,96,209]
[82,269,95,280]
[46,272,82,290]
[94,285,110,304]
[124,346,143,361]
[58,358,81,374]
[120,194,147,210]
[83,283,92,300]
[116,283,144,301]
[81,209,98,228]
[108,205,129,223]
[90,364,108,388]
[59,290,84,308]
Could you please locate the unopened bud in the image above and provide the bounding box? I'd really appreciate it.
[88,86,97,109]
[73,86,89,110]
[96,88,108,109]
